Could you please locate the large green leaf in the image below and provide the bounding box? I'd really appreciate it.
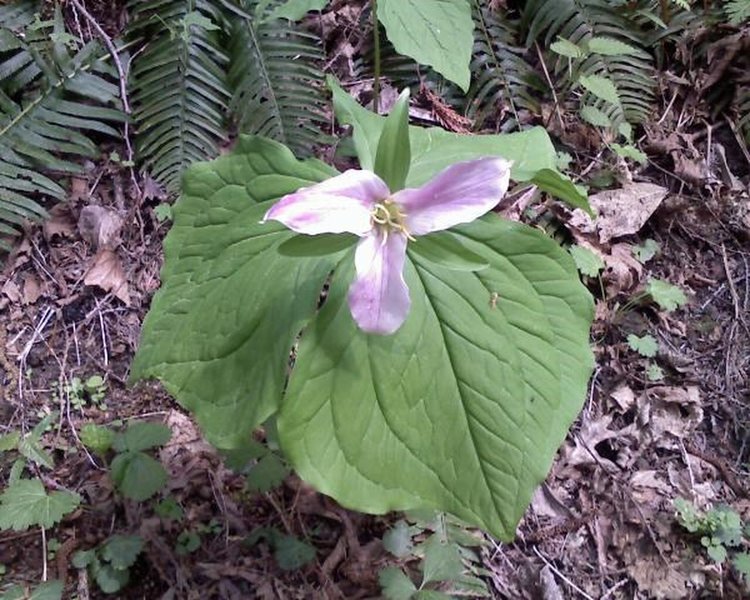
[329,77,590,211]
[0,478,80,530]
[130,136,337,448]
[377,0,474,91]
[278,217,593,539]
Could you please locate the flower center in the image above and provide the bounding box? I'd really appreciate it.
[370,199,414,241]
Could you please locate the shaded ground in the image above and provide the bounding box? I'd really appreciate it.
[1,2,750,599]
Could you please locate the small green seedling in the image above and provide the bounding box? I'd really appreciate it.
[80,423,115,456]
[647,278,688,312]
[675,499,748,566]
[155,497,184,521]
[245,527,316,571]
[110,421,171,501]
[1,580,64,600]
[59,375,107,412]
[73,534,144,595]
[646,363,664,381]
[633,239,659,264]
[379,512,490,599]
[153,203,173,222]
[569,245,604,278]
[627,333,658,358]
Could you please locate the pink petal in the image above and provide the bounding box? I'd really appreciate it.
[394,157,511,236]
[263,170,389,235]
[347,231,411,335]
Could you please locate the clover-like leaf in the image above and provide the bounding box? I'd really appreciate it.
[647,278,688,312]
[380,567,417,600]
[0,479,80,531]
[627,334,658,358]
[110,452,167,502]
[569,245,604,277]
[112,422,171,453]
[100,534,144,570]
[245,453,290,493]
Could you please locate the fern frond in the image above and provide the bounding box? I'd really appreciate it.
[522,0,655,125]
[738,80,750,144]
[726,0,750,24]
[0,5,123,251]
[128,0,230,193]
[467,2,544,131]
[227,1,328,156]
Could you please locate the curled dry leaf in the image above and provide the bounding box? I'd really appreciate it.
[77,205,124,250]
[637,386,702,449]
[570,182,669,243]
[84,249,131,306]
[43,204,77,241]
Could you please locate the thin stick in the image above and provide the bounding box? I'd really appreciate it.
[371,0,381,113]
[68,0,140,195]
[535,42,565,132]
[533,547,594,600]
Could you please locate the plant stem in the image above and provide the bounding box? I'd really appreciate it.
[372,0,381,113]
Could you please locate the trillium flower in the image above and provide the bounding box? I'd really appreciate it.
[264,158,511,335]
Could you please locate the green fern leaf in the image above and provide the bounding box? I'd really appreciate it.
[0,3,123,252]
[128,0,230,193]
[726,0,750,24]
[227,0,329,156]
[522,0,655,125]
[466,1,543,130]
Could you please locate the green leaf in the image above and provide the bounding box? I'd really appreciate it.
[263,0,328,21]
[377,0,473,91]
[94,563,129,594]
[80,424,114,455]
[277,233,357,257]
[329,77,565,183]
[421,535,463,585]
[733,552,750,578]
[100,534,143,570]
[130,136,338,450]
[587,37,641,56]
[550,37,585,58]
[611,143,647,164]
[379,567,417,600]
[646,279,688,312]
[646,363,664,381]
[578,74,620,105]
[155,497,184,521]
[278,215,594,539]
[110,452,167,502]
[18,438,53,469]
[568,245,604,277]
[0,479,80,530]
[580,105,612,128]
[0,431,20,452]
[112,422,171,453]
[245,453,290,493]
[383,520,414,558]
[1,581,64,600]
[707,544,727,563]
[409,232,489,272]
[374,88,411,192]
[530,169,592,214]
[627,334,658,358]
[273,534,316,571]
[72,549,95,569]
[633,239,659,263]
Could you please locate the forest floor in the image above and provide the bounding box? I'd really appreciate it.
[1,2,750,600]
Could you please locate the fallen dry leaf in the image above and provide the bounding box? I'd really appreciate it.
[21,273,43,305]
[84,249,131,305]
[570,183,669,243]
[637,386,703,449]
[610,384,636,412]
[78,205,124,250]
[602,242,644,294]
[43,204,77,241]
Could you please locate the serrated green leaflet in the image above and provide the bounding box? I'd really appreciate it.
[0,479,80,531]
[278,215,593,539]
[377,0,473,91]
[579,74,621,105]
[130,136,338,449]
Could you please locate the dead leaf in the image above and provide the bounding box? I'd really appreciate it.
[610,384,636,412]
[570,183,669,243]
[563,415,622,470]
[43,204,77,241]
[2,279,21,305]
[637,386,703,449]
[69,176,89,202]
[84,249,131,305]
[78,205,124,250]
[602,243,643,294]
[21,273,43,305]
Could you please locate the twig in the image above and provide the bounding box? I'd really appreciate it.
[601,578,629,599]
[535,42,565,132]
[722,244,741,321]
[533,547,594,600]
[41,526,48,581]
[68,0,140,195]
